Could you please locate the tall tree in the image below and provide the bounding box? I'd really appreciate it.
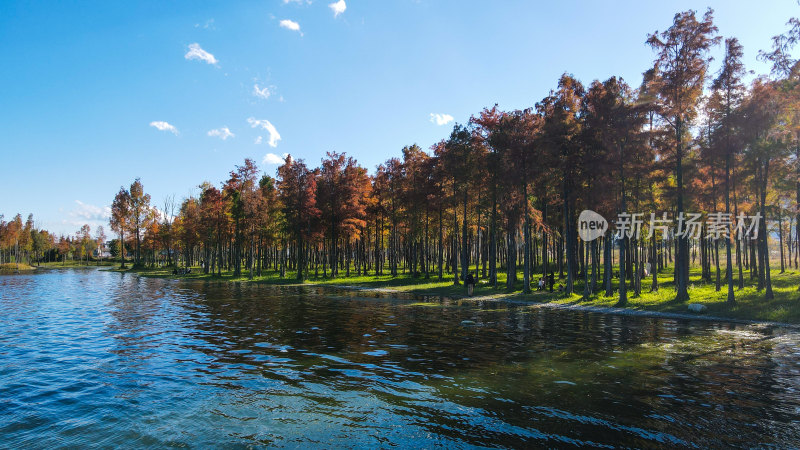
[224,159,259,277]
[110,187,131,268]
[128,178,152,267]
[539,74,585,295]
[740,79,787,300]
[647,8,720,301]
[439,124,482,285]
[711,37,746,304]
[582,77,647,305]
[490,109,542,293]
[760,16,800,291]
[277,155,320,281]
[317,151,370,278]
[198,184,227,274]
[471,106,503,287]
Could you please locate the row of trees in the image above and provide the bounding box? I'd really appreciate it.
[0,213,107,266]
[106,9,800,305]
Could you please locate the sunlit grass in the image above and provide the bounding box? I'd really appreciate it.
[548,266,800,324]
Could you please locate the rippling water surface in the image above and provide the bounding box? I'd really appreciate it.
[1,268,799,448]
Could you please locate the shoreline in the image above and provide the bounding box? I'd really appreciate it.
[300,282,800,330]
[121,267,800,329]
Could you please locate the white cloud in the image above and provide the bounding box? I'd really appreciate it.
[248,117,281,147]
[263,153,288,165]
[279,19,302,34]
[329,0,346,17]
[253,84,271,100]
[184,43,218,65]
[430,113,454,126]
[71,200,111,222]
[207,127,234,140]
[255,136,263,145]
[150,121,179,135]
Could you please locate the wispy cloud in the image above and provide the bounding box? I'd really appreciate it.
[329,0,346,17]
[279,19,302,35]
[263,152,288,165]
[253,84,271,100]
[194,19,215,30]
[184,43,218,65]
[150,121,179,135]
[207,127,234,140]
[248,118,281,147]
[71,200,111,222]
[430,113,454,126]
[254,136,263,145]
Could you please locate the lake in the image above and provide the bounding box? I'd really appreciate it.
[1,268,798,448]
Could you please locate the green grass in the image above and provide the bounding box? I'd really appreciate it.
[36,260,116,268]
[123,262,800,324]
[549,269,800,324]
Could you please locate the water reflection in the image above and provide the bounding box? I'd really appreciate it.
[0,268,798,448]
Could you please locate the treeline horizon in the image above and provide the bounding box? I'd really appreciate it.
[4,8,800,307]
[0,213,107,267]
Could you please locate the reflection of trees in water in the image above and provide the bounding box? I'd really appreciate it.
[647,327,800,447]
[103,271,174,403]
[106,273,165,356]
[766,335,800,440]
[0,272,40,317]
[135,278,800,447]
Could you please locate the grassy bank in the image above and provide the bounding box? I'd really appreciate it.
[36,260,116,268]
[0,262,37,273]
[123,264,800,324]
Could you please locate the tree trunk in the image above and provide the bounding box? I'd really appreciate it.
[779,214,785,273]
[762,161,774,299]
[506,230,516,290]
[489,184,498,288]
[461,191,469,283]
[604,236,612,297]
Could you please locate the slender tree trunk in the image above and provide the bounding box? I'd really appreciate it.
[762,161,774,299]
[119,231,126,268]
[506,230,516,290]
[714,239,721,292]
[617,144,627,306]
[542,202,549,291]
[438,206,443,280]
[779,214,785,273]
[651,234,658,291]
[424,211,430,278]
[796,141,800,288]
[461,191,469,283]
[489,182,498,287]
[724,143,735,302]
[583,237,590,298]
[590,239,597,293]
[674,119,689,301]
[563,177,574,295]
[604,236,612,297]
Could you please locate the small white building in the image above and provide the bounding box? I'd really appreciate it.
[94,242,112,259]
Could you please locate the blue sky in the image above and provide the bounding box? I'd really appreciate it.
[0,0,796,235]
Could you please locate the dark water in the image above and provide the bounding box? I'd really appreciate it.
[1,269,799,448]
